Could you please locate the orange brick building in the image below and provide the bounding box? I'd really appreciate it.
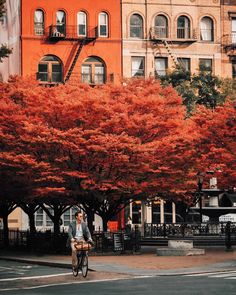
[221,0,236,78]
[2,0,122,85]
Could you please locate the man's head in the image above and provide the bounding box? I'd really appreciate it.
[75,211,83,223]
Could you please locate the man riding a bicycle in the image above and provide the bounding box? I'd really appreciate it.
[67,210,93,273]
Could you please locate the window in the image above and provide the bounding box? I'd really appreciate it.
[199,59,212,72]
[34,9,44,35]
[37,55,63,83]
[99,12,108,37]
[232,60,236,78]
[130,14,143,38]
[77,12,86,36]
[154,15,168,38]
[81,56,106,84]
[131,57,145,77]
[132,201,141,224]
[177,58,190,72]
[56,10,66,36]
[63,210,71,226]
[155,57,168,77]
[152,202,160,224]
[177,16,190,39]
[35,208,43,226]
[46,208,53,226]
[232,18,236,44]
[200,17,214,41]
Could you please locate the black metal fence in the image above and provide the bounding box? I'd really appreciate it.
[144,222,236,239]
[0,227,141,255]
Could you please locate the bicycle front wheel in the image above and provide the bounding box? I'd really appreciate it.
[72,264,78,277]
[81,254,88,278]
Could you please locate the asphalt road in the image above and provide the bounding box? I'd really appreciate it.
[0,260,236,294]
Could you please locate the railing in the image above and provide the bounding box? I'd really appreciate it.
[144,222,236,238]
[223,33,236,50]
[0,227,141,254]
[150,27,168,39]
[150,27,197,41]
[48,25,98,40]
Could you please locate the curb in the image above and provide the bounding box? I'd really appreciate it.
[1,256,235,277]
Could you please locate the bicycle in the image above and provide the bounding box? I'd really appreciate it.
[72,240,92,278]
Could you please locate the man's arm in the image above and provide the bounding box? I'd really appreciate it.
[68,223,74,240]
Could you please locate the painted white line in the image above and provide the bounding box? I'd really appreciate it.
[0,275,154,292]
[0,266,13,270]
[225,277,236,280]
[0,272,72,282]
[185,271,233,277]
[209,271,236,278]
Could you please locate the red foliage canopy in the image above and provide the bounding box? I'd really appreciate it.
[2,76,235,213]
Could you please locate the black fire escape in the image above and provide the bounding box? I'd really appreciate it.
[47,25,97,82]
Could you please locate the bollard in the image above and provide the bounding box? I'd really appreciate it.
[225,221,232,251]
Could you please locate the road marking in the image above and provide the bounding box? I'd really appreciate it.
[0,266,13,270]
[185,271,235,277]
[0,272,72,282]
[0,275,154,292]
[209,271,236,278]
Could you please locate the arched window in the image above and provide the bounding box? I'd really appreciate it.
[177,16,190,39]
[155,15,168,38]
[77,11,87,36]
[81,56,106,84]
[99,12,108,37]
[200,17,214,41]
[130,14,143,38]
[56,10,66,36]
[37,55,63,83]
[34,9,44,35]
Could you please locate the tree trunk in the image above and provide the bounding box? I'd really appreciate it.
[86,209,94,234]
[102,215,108,232]
[53,216,61,235]
[28,212,36,234]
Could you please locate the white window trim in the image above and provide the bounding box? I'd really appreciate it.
[99,12,108,37]
[77,11,87,37]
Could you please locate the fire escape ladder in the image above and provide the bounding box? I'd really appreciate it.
[65,39,85,82]
[162,39,179,68]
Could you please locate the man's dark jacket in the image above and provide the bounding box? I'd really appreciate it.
[66,221,92,248]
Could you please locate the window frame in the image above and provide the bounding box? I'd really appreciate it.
[199,58,213,73]
[34,9,45,36]
[154,15,168,38]
[131,56,145,77]
[154,57,168,77]
[98,12,108,37]
[37,56,63,84]
[77,11,87,37]
[81,57,106,85]
[177,16,190,39]
[130,14,143,39]
[200,17,214,42]
[56,10,66,36]
[177,57,191,72]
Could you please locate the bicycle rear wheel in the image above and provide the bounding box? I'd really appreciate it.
[81,254,88,278]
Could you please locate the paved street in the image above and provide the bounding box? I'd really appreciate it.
[1,260,236,294]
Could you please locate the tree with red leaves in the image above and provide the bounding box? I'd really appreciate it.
[0,77,199,232]
[191,101,236,189]
[26,78,197,230]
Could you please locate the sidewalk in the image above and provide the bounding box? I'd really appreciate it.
[0,246,236,276]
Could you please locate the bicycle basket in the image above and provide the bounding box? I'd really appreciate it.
[74,241,92,251]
